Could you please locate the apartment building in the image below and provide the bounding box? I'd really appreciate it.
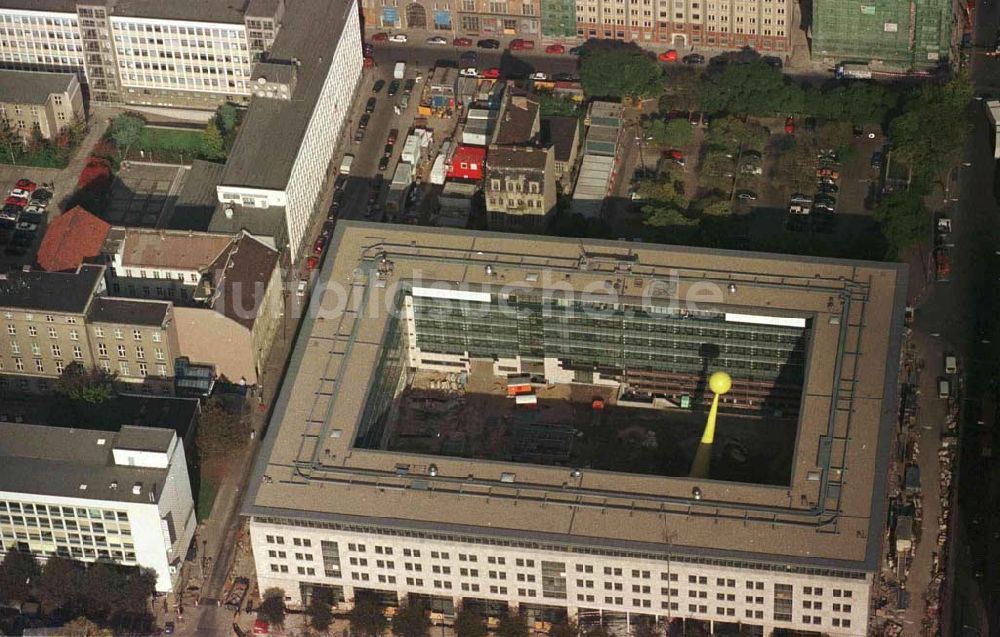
[0,0,285,108]
[0,264,180,394]
[573,0,791,51]
[0,69,84,139]
[244,223,905,637]
[0,423,195,592]
[215,0,362,261]
[454,0,541,36]
[363,0,457,31]
[85,296,180,393]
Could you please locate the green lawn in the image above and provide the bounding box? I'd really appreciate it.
[196,477,219,521]
[130,126,204,163]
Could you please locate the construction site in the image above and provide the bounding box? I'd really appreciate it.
[381,363,799,486]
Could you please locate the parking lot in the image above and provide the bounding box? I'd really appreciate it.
[0,175,56,268]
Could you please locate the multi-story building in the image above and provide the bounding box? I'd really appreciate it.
[85,296,180,393]
[0,69,84,139]
[454,0,540,37]
[0,0,286,108]
[0,264,181,394]
[573,0,791,51]
[484,146,556,230]
[541,0,575,37]
[811,0,953,71]
[363,0,456,31]
[215,0,362,261]
[544,116,580,192]
[244,222,906,637]
[0,423,195,592]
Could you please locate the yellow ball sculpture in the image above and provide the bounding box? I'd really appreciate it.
[690,371,732,479]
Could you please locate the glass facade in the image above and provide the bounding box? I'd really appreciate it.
[355,303,407,449]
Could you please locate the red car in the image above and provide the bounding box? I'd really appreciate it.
[312,236,327,255]
[784,117,795,134]
[481,67,501,79]
[658,50,678,62]
[545,43,565,54]
[453,37,473,46]
[14,179,36,192]
[305,255,320,271]
[509,38,535,51]
[4,196,27,207]
[371,32,389,42]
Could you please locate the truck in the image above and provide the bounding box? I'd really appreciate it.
[934,215,952,282]
[944,354,958,374]
[835,63,873,79]
[394,61,406,80]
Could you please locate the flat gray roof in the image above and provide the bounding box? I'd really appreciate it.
[244,223,907,572]
[0,70,75,105]
[109,0,248,24]
[87,297,170,327]
[0,0,78,14]
[0,422,172,504]
[219,0,353,190]
[167,161,226,231]
[0,265,104,315]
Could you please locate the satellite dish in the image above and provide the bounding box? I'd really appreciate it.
[257,76,267,84]
[224,207,234,219]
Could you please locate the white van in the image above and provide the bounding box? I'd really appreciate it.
[938,377,951,399]
[944,354,957,375]
[339,154,354,175]
[394,61,406,80]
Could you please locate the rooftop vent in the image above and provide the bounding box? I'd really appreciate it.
[500,472,516,483]
[109,481,118,490]
[132,483,142,495]
[692,486,702,500]
[97,438,106,446]
[79,484,88,491]
[428,464,438,477]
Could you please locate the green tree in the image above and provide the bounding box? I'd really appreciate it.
[644,118,693,147]
[631,618,660,637]
[582,624,614,637]
[454,607,487,637]
[698,197,732,217]
[580,46,662,99]
[259,587,287,627]
[196,399,250,457]
[392,601,431,637]
[538,94,579,118]
[61,617,113,636]
[496,611,530,637]
[57,363,117,404]
[307,588,335,631]
[0,550,40,602]
[550,619,579,637]
[699,61,804,116]
[889,75,973,188]
[217,103,238,135]
[874,190,932,259]
[109,113,145,160]
[641,202,697,229]
[0,119,23,164]
[37,556,86,611]
[704,116,768,152]
[199,121,226,162]
[349,597,388,637]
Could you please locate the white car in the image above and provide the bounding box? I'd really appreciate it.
[296,279,308,296]
[10,188,30,198]
[460,67,478,77]
[426,36,448,45]
[388,33,408,43]
[23,204,45,215]
[16,221,38,232]
[529,72,549,81]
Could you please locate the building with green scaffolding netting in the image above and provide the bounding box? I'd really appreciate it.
[541,0,576,38]
[811,0,955,71]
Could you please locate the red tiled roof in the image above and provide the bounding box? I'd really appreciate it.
[36,206,111,273]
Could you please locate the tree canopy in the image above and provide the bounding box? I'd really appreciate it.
[306,588,335,631]
[496,611,530,637]
[644,118,693,147]
[109,113,145,160]
[349,597,388,637]
[57,363,117,404]
[580,46,662,99]
[699,61,804,116]
[199,121,226,162]
[874,191,932,259]
[392,602,431,637]
[196,398,250,458]
[454,608,487,637]
[0,550,41,603]
[259,588,286,627]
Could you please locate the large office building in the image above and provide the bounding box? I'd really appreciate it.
[0,0,284,108]
[811,0,953,71]
[0,423,196,592]
[214,0,362,261]
[572,0,791,50]
[244,223,906,637]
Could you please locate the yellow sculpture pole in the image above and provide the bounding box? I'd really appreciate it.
[690,371,732,479]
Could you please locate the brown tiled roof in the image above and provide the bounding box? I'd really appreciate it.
[493,92,539,146]
[37,207,110,273]
[87,297,170,326]
[487,146,549,171]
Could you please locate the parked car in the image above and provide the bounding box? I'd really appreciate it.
[359,113,371,130]
[354,129,365,143]
[387,80,400,95]
[388,33,408,43]
[818,182,839,194]
[398,94,410,110]
[387,128,399,145]
[552,72,577,82]
[509,38,534,50]
[164,621,175,635]
[688,111,702,126]
[0,204,19,222]
[403,78,415,95]
[664,149,685,167]
[10,188,31,199]
[16,221,38,233]
[371,32,389,42]
[736,190,758,201]
[22,204,44,216]
[529,72,549,81]
[426,36,448,45]
[477,38,500,49]
[460,67,478,77]
[545,44,565,54]
[313,236,328,255]
[4,196,27,207]
[568,46,583,55]
[29,189,51,203]
[363,43,374,57]
[816,167,839,179]
[365,97,377,113]
[682,53,705,64]
[762,55,783,69]
[453,37,473,46]
[378,155,390,172]
[372,80,385,93]
[460,50,478,64]
[334,174,348,191]
[297,279,308,296]
[870,151,884,170]
[658,50,678,62]
[480,67,501,79]
[14,179,36,192]
[784,117,794,134]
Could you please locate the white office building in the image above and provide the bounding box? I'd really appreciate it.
[0,423,196,592]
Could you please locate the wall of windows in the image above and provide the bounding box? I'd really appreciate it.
[0,499,136,563]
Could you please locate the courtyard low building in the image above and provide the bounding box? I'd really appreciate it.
[0,70,83,140]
